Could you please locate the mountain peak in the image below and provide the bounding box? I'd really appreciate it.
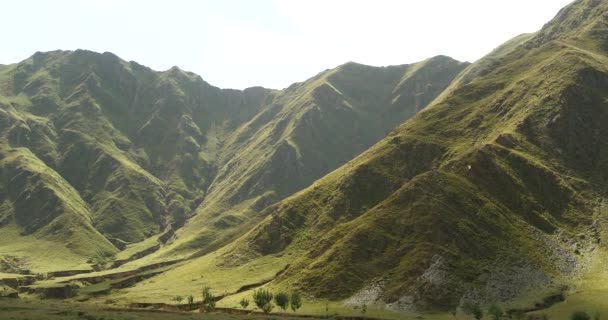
[529,0,608,49]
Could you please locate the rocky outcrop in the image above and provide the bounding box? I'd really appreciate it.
[0,285,18,298]
[22,284,78,299]
[0,276,37,289]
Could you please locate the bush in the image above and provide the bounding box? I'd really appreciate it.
[290,292,302,312]
[201,287,216,312]
[187,295,194,306]
[275,292,290,311]
[171,296,184,308]
[488,304,503,320]
[510,310,525,320]
[572,311,591,320]
[240,298,250,309]
[451,308,458,318]
[253,289,274,314]
[462,302,483,320]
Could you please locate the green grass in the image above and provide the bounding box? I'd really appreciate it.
[3,0,608,315]
[195,0,608,311]
[0,225,94,273]
[0,299,330,320]
[166,56,467,258]
[1,46,465,273]
[112,245,291,304]
[113,234,162,262]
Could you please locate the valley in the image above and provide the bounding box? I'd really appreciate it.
[2,0,608,319]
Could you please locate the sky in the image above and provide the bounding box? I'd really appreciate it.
[1,0,573,89]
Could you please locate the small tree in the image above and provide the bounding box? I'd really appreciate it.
[253,289,274,314]
[362,303,367,315]
[290,292,302,313]
[201,287,216,312]
[473,307,484,320]
[572,311,591,320]
[488,304,503,320]
[511,310,525,320]
[462,302,483,320]
[275,292,290,311]
[187,295,194,307]
[171,296,184,310]
[240,298,250,309]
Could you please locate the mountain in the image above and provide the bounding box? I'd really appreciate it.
[127,0,608,312]
[0,50,466,273]
[166,56,468,257]
[0,50,274,272]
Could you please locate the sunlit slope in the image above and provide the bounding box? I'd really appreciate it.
[164,56,468,257]
[0,145,117,272]
[0,50,273,270]
[0,49,466,272]
[151,0,608,312]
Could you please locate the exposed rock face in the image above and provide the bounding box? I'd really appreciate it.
[21,284,78,299]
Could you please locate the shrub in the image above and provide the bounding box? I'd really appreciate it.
[173,296,183,304]
[201,287,216,312]
[511,310,525,320]
[572,311,591,320]
[253,289,274,314]
[240,298,250,309]
[462,302,483,320]
[290,292,302,312]
[274,292,290,311]
[488,304,503,320]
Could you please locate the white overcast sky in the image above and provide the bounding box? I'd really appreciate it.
[1,0,573,89]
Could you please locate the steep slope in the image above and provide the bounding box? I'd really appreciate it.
[0,51,274,269]
[149,0,608,312]
[0,144,117,272]
[165,56,468,256]
[0,50,466,272]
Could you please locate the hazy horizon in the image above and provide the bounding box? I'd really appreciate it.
[2,0,573,89]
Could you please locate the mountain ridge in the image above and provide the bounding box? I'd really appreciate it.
[123,0,608,312]
[4,1,607,315]
[0,49,467,273]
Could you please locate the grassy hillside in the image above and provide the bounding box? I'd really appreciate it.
[165,56,468,258]
[130,0,608,313]
[0,50,273,270]
[0,145,116,272]
[5,0,608,318]
[0,48,465,273]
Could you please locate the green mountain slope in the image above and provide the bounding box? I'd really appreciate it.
[0,50,465,272]
[168,56,468,256]
[0,145,117,272]
[146,0,608,312]
[0,50,274,270]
